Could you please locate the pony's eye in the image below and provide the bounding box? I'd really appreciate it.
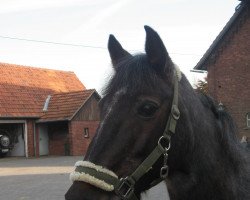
[137,102,159,119]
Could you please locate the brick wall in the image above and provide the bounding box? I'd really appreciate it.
[69,121,99,156]
[26,119,35,157]
[35,125,39,157]
[207,11,250,138]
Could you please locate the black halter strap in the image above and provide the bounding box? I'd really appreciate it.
[72,70,181,200]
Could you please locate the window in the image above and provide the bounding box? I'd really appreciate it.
[247,113,250,128]
[84,128,89,138]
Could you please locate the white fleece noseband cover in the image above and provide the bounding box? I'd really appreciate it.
[70,161,118,191]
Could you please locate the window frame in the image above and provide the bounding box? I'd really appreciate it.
[84,128,89,138]
[247,113,250,128]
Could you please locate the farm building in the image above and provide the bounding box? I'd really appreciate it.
[194,0,250,139]
[0,63,100,157]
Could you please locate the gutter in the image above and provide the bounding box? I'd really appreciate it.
[36,119,69,123]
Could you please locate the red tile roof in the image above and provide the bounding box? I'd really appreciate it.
[39,90,98,122]
[0,62,86,118]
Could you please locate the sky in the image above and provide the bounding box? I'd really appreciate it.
[0,0,240,93]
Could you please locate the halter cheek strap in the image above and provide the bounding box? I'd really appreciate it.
[70,67,181,200]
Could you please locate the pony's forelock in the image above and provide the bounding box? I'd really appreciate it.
[103,54,174,98]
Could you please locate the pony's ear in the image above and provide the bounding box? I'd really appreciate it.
[108,34,131,69]
[144,25,172,73]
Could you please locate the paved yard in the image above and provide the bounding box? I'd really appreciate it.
[0,156,169,200]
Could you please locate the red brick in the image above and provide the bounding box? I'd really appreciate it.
[207,9,250,138]
[69,121,99,156]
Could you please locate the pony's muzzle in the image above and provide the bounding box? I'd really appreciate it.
[65,181,119,200]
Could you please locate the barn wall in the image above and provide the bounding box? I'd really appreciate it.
[73,94,100,121]
[68,94,100,156]
[69,121,99,156]
[207,10,250,138]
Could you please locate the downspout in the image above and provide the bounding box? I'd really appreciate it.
[24,122,28,158]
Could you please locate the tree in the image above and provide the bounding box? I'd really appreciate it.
[195,77,208,94]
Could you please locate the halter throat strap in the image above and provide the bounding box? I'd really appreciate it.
[70,68,181,200]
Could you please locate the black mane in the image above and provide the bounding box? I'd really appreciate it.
[197,92,239,141]
[197,91,249,181]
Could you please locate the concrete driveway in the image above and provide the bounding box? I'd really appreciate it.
[0,156,169,200]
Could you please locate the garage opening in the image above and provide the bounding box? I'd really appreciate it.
[0,123,25,157]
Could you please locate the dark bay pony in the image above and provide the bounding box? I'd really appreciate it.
[65,26,249,200]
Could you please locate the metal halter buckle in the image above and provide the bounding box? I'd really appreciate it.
[160,152,169,178]
[171,105,180,120]
[115,177,135,199]
[160,166,169,179]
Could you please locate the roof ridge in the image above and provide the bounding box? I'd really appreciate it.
[51,89,95,96]
[0,62,74,74]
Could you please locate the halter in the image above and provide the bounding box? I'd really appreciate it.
[70,67,181,200]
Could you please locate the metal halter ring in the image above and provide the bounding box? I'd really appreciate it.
[158,136,171,152]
